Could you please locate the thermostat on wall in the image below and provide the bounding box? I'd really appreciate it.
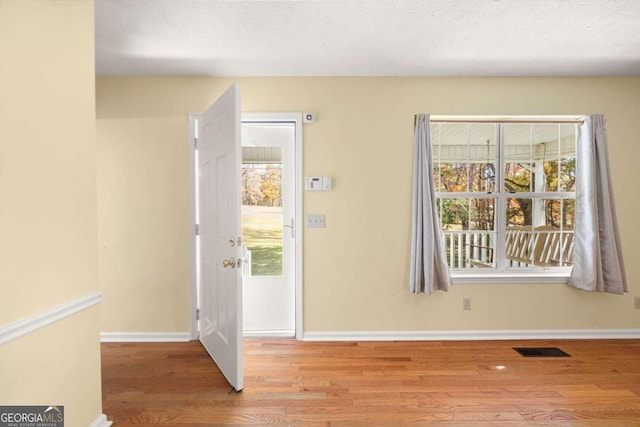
[305,176,332,191]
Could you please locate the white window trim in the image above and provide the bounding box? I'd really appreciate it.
[432,116,578,284]
[452,270,571,284]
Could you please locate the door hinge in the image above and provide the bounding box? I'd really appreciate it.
[195,224,200,236]
[194,138,198,150]
[196,308,200,320]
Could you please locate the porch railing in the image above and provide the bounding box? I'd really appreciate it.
[442,227,574,269]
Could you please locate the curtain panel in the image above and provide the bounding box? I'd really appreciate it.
[409,114,452,294]
[569,114,627,294]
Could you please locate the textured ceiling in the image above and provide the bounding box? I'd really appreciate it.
[95,0,640,77]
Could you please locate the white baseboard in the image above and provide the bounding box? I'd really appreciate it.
[99,329,640,343]
[100,332,191,342]
[302,329,640,342]
[89,414,112,427]
[0,291,102,345]
[244,329,295,338]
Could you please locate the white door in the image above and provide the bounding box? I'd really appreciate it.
[198,84,243,391]
[241,121,296,335]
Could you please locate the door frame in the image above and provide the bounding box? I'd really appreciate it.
[189,112,304,341]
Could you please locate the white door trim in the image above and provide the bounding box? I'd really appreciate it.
[189,112,304,341]
[188,113,199,340]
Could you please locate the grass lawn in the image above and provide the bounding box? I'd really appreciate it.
[241,205,283,276]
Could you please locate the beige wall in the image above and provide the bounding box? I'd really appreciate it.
[97,118,190,331]
[0,307,103,426]
[96,76,640,333]
[0,1,103,424]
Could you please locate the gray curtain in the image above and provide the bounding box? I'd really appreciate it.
[410,114,452,294]
[568,115,627,294]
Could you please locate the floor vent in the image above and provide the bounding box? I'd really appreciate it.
[513,347,571,357]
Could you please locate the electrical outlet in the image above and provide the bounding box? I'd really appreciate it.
[634,296,640,309]
[463,298,472,311]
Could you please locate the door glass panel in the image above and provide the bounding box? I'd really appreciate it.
[241,148,283,276]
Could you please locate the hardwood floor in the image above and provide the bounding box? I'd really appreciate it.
[102,339,640,426]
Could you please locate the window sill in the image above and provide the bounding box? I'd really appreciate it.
[451,271,570,285]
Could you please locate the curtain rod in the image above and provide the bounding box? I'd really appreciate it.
[414,115,585,125]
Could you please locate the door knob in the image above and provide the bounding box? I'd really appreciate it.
[222,257,236,268]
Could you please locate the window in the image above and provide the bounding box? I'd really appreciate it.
[431,120,576,281]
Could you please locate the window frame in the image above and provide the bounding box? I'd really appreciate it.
[431,116,579,284]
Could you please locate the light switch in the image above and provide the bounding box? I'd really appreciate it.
[306,214,325,228]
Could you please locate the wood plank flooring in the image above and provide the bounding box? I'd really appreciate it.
[102,339,640,426]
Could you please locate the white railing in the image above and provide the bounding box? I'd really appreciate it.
[442,231,495,269]
[442,228,574,269]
